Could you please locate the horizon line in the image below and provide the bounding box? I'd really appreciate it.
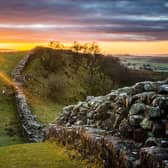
[0,48,167,57]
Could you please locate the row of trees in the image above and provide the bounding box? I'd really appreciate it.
[49,41,100,55]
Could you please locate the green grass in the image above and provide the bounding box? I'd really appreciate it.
[28,97,63,125]
[0,52,26,146]
[23,52,89,124]
[0,142,100,168]
[21,56,63,124]
[0,51,101,168]
[0,52,26,75]
[23,48,168,125]
[0,95,25,146]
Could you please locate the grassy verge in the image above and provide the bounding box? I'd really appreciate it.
[0,52,26,146]
[28,96,63,125]
[0,141,102,168]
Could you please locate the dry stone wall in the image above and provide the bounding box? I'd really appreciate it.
[12,52,44,142]
[47,125,140,168]
[47,79,168,168]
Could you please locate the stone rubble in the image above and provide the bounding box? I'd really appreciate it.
[12,52,44,142]
[47,79,168,168]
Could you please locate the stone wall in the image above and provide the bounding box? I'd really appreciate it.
[12,52,44,142]
[47,79,168,167]
[140,147,168,168]
[47,125,140,168]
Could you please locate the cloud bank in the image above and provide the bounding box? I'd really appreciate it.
[0,0,168,42]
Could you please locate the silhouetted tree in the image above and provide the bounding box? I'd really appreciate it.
[71,41,83,53]
[49,41,64,49]
[88,42,100,55]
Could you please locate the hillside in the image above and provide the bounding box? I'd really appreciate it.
[0,52,26,146]
[0,49,167,168]
[0,51,101,168]
[23,47,168,125]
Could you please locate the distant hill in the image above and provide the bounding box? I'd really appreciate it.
[109,54,168,58]
[120,55,168,72]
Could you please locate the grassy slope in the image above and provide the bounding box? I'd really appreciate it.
[23,59,89,124]
[23,57,64,125]
[28,97,63,125]
[0,52,26,146]
[0,52,101,168]
[0,142,100,168]
[23,50,95,124]
[23,48,168,125]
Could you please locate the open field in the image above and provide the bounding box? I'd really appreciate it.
[120,55,168,72]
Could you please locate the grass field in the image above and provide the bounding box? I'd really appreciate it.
[0,52,26,146]
[0,141,101,168]
[120,56,168,72]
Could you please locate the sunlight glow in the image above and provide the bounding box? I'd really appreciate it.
[99,41,168,55]
[0,71,44,105]
[0,41,168,55]
[0,42,47,51]
[0,72,14,87]
[0,57,5,63]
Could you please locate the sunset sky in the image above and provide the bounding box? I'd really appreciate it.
[0,0,168,55]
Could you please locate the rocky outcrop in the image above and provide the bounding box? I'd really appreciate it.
[47,79,168,167]
[12,52,44,142]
